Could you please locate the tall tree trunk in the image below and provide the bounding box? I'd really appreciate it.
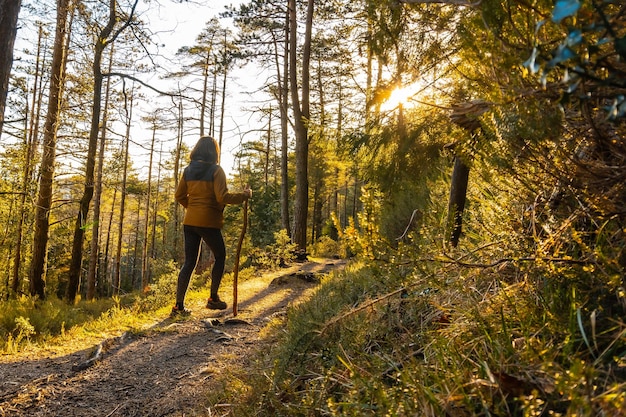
[12,23,44,296]
[200,52,210,136]
[265,106,272,188]
[312,180,323,244]
[86,48,114,301]
[279,4,291,236]
[66,0,116,303]
[0,0,22,139]
[150,142,162,262]
[141,126,156,292]
[102,187,116,296]
[289,0,314,251]
[447,156,470,247]
[29,0,72,299]
[113,83,133,296]
[210,63,217,137]
[173,94,183,262]
[218,32,228,149]
[66,0,138,303]
[311,54,326,244]
[447,101,489,247]
[131,197,140,287]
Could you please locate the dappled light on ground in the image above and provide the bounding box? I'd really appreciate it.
[0,259,346,416]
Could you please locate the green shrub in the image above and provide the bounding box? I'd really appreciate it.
[311,235,342,258]
[248,229,296,270]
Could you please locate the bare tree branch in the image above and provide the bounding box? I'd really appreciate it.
[104,72,180,97]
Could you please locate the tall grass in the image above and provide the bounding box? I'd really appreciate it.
[0,263,180,355]
[211,250,625,416]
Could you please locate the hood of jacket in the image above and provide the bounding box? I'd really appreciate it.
[184,160,218,182]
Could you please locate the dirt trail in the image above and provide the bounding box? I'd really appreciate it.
[0,259,346,417]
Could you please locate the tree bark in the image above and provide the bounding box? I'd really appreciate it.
[12,23,43,296]
[200,52,210,136]
[141,125,156,292]
[113,83,133,296]
[218,32,229,149]
[290,0,314,251]
[29,0,72,300]
[173,94,183,262]
[0,0,22,139]
[279,4,291,237]
[447,101,489,247]
[86,48,114,301]
[447,156,470,247]
[66,0,115,303]
[66,0,138,303]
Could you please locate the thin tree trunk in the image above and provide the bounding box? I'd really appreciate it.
[67,0,138,302]
[66,0,114,303]
[132,197,140,287]
[3,197,16,299]
[173,94,183,262]
[141,126,156,292]
[290,0,314,251]
[86,48,114,301]
[150,142,162,262]
[0,0,22,139]
[210,62,217,137]
[218,32,228,149]
[102,187,116,296]
[265,107,271,187]
[448,156,470,247]
[200,53,210,136]
[352,170,358,221]
[279,4,291,236]
[311,180,322,244]
[29,0,72,299]
[113,83,133,296]
[11,23,44,296]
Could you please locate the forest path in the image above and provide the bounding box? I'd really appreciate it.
[0,258,347,417]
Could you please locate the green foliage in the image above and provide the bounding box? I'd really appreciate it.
[310,235,342,258]
[247,229,296,270]
[219,242,626,416]
[4,316,36,354]
[135,259,179,312]
[248,185,282,247]
[0,259,181,353]
[0,297,116,353]
[522,1,626,117]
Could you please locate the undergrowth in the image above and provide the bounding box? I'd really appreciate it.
[210,251,625,416]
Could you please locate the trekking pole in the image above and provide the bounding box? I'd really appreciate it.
[233,198,248,316]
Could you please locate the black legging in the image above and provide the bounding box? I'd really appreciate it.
[175,225,226,307]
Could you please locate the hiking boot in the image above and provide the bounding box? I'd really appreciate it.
[206,297,227,310]
[170,305,191,317]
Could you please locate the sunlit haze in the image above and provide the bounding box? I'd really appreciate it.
[379,81,424,112]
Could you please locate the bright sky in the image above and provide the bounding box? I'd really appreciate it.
[135,0,259,179]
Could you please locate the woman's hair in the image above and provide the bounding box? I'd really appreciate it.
[189,136,220,164]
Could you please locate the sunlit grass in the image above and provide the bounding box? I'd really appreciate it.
[0,295,162,358]
[206,246,626,416]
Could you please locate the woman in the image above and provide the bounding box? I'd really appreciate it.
[172,136,251,316]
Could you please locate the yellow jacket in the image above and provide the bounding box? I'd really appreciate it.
[175,161,247,229]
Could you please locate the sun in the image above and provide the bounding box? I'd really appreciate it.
[380,81,423,112]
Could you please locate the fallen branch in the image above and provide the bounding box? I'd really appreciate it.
[396,209,421,241]
[318,287,408,336]
[438,254,590,268]
[72,332,130,372]
[391,254,591,268]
